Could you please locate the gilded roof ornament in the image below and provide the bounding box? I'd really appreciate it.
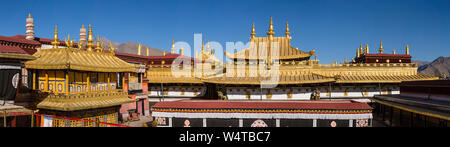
[251,22,256,38]
[171,39,175,53]
[137,43,142,55]
[109,42,115,55]
[146,47,149,56]
[51,25,60,48]
[379,40,383,53]
[28,13,31,18]
[356,47,360,58]
[87,24,94,51]
[393,49,396,55]
[207,40,210,53]
[201,41,205,53]
[285,21,291,39]
[180,47,184,55]
[365,44,369,54]
[267,16,275,38]
[95,34,102,52]
[406,44,409,55]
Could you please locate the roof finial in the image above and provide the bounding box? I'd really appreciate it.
[406,44,409,55]
[285,21,290,39]
[207,40,210,53]
[163,50,166,56]
[201,40,205,53]
[356,47,360,58]
[393,49,396,55]
[51,25,60,48]
[87,24,94,51]
[267,16,275,38]
[95,34,102,52]
[146,47,149,56]
[379,40,384,53]
[359,43,363,56]
[171,39,175,53]
[180,46,184,55]
[251,22,256,38]
[137,43,142,55]
[109,42,115,55]
[365,44,369,54]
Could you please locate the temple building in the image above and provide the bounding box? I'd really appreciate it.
[146,40,215,102]
[151,99,373,127]
[24,24,137,127]
[202,17,439,101]
[0,32,36,127]
[114,44,151,121]
[371,80,449,127]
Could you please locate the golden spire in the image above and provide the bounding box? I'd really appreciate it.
[211,47,214,55]
[379,40,383,53]
[356,48,360,58]
[87,24,94,51]
[51,25,60,48]
[344,56,348,64]
[171,39,175,53]
[406,44,409,55]
[393,49,396,55]
[146,47,149,56]
[201,41,205,53]
[137,43,142,55]
[28,13,31,18]
[359,43,363,56]
[207,40,210,53]
[315,53,317,61]
[251,22,256,38]
[285,21,290,39]
[267,16,275,38]
[180,47,184,55]
[163,50,166,56]
[365,44,369,54]
[109,42,115,55]
[95,34,102,52]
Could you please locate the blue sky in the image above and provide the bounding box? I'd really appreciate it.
[1,0,449,63]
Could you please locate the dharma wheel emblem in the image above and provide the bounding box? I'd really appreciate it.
[356,119,368,127]
[251,119,268,127]
[183,119,191,127]
[330,121,337,127]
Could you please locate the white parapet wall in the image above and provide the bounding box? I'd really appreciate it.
[148,86,206,98]
[225,86,400,100]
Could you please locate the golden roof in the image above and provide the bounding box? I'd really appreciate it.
[146,68,204,84]
[334,73,438,83]
[36,91,136,111]
[25,48,136,72]
[202,62,439,85]
[225,37,314,60]
[203,73,335,85]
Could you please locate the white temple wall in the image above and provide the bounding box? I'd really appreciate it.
[225,86,400,100]
[148,86,206,98]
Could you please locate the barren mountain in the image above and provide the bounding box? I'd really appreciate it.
[101,38,165,56]
[417,56,450,77]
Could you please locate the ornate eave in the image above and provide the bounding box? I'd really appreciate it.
[36,91,136,111]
